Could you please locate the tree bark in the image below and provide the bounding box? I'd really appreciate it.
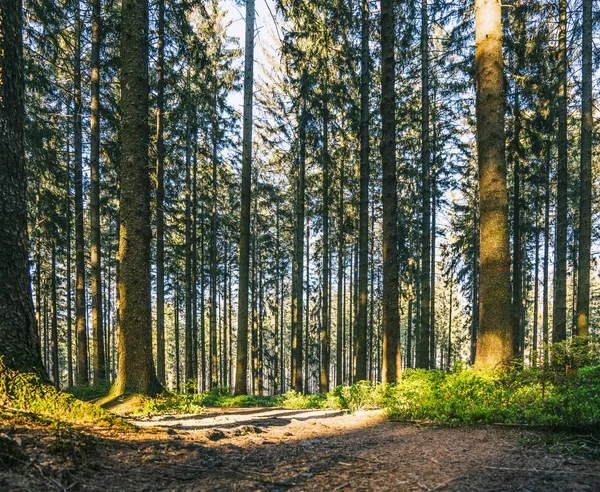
[90,0,106,385]
[576,0,593,338]
[418,0,431,370]
[355,0,370,382]
[74,1,89,386]
[380,0,401,383]
[474,0,514,370]
[112,0,162,396]
[155,0,166,385]
[553,0,568,342]
[235,0,255,395]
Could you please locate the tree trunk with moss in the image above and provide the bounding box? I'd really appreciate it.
[0,0,45,376]
[474,0,514,370]
[112,0,162,397]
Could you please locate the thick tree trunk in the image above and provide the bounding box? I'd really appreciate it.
[0,0,43,376]
[512,83,522,359]
[66,127,74,387]
[380,0,401,383]
[418,0,431,370]
[184,110,195,392]
[235,0,255,395]
[474,0,513,370]
[90,0,105,385]
[112,0,162,396]
[553,0,568,342]
[576,0,593,337]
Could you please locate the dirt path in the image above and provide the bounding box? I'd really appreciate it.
[2,407,600,491]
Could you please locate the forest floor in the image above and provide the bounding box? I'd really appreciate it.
[2,406,600,491]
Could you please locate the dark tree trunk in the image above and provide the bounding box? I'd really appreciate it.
[553,0,568,342]
[74,2,88,386]
[418,0,431,370]
[380,0,401,383]
[0,0,45,376]
[155,0,166,385]
[112,0,162,396]
[90,0,105,385]
[355,0,370,382]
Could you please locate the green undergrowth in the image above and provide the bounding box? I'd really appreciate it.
[140,339,600,429]
[0,359,128,429]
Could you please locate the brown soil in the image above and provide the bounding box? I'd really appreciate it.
[1,407,600,491]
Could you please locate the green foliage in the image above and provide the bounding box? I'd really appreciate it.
[0,359,126,428]
[386,366,600,428]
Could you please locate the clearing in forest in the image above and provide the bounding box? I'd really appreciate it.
[2,407,600,491]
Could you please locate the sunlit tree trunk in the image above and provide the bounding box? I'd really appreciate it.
[474,0,514,370]
[235,0,255,395]
[336,159,345,386]
[576,0,593,338]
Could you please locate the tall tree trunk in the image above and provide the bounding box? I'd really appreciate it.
[155,0,166,385]
[291,99,306,393]
[355,0,370,382]
[175,281,180,392]
[51,241,59,387]
[90,0,105,385]
[251,200,258,393]
[512,82,522,359]
[200,202,206,389]
[533,191,540,366]
[305,221,310,393]
[274,203,281,393]
[380,0,401,383]
[66,125,74,387]
[258,252,264,394]
[320,83,331,393]
[446,275,453,371]
[418,0,431,370]
[235,0,256,395]
[553,0,568,342]
[576,0,593,338]
[543,144,550,365]
[184,108,195,392]
[112,0,162,396]
[191,132,199,385]
[74,1,88,386]
[210,116,219,388]
[336,158,345,386]
[474,0,513,369]
[470,207,479,365]
[223,242,228,387]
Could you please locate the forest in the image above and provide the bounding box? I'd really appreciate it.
[2,0,600,489]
